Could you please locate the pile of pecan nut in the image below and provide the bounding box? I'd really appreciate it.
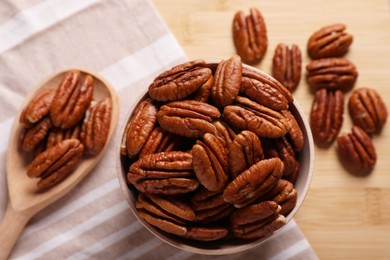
[306,24,388,175]
[20,70,112,189]
[121,56,304,242]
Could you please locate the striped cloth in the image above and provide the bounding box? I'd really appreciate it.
[0,0,318,259]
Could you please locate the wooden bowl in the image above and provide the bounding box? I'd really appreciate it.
[116,63,314,255]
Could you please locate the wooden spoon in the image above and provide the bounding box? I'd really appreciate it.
[0,69,119,259]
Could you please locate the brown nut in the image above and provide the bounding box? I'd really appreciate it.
[222,96,290,138]
[27,139,84,189]
[49,71,94,129]
[348,88,388,134]
[229,130,264,179]
[263,179,297,216]
[282,110,304,152]
[310,89,344,146]
[21,117,52,152]
[20,89,55,127]
[146,193,195,221]
[125,98,158,157]
[191,74,214,102]
[46,124,81,148]
[80,97,112,156]
[149,60,212,102]
[138,209,187,236]
[223,157,283,208]
[306,57,358,92]
[232,8,267,65]
[192,133,229,192]
[269,137,300,180]
[337,126,377,175]
[307,23,353,59]
[211,55,242,108]
[184,226,229,241]
[128,151,199,195]
[138,127,178,158]
[272,43,302,92]
[230,201,286,239]
[157,100,220,138]
[241,66,293,111]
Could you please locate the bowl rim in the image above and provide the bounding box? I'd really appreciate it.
[115,63,315,255]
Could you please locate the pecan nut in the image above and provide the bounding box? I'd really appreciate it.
[80,97,112,156]
[21,117,52,152]
[263,179,297,216]
[49,71,94,129]
[157,100,220,138]
[124,98,158,157]
[20,89,55,127]
[222,96,290,138]
[283,110,304,152]
[148,59,212,102]
[211,55,242,108]
[272,43,302,92]
[306,57,358,92]
[268,137,300,180]
[241,66,293,111]
[138,127,179,158]
[230,201,286,239]
[310,89,344,146]
[307,23,353,59]
[348,88,388,134]
[191,74,214,102]
[337,126,377,175]
[46,124,81,149]
[223,157,283,208]
[128,151,199,195]
[184,226,229,241]
[27,139,84,189]
[192,133,229,191]
[145,193,195,221]
[232,8,267,65]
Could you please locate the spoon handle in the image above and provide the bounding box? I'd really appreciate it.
[0,202,32,260]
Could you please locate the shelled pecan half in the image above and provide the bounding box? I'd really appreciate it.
[20,89,55,127]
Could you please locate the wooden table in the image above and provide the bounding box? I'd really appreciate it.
[152,0,390,258]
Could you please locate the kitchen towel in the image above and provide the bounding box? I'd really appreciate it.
[0,0,318,259]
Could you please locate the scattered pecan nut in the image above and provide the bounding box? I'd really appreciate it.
[232,8,268,65]
[80,97,112,156]
[128,151,199,195]
[306,57,358,92]
[49,71,94,129]
[307,23,353,59]
[222,96,290,138]
[337,126,377,175]
[272,43,302,92]
[19,89,55,127]
[310,89,344,146]
[157,100,220,138]
[148,60,213,102]
[241,66,293,111]
[211,55,242,108]
[27,139,84,189]
[348,88,388,134]
[230,200,286,239]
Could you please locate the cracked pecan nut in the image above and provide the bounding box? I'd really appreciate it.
[21,117,52,152]
[348,88,388,134]
[310,89,344,146]
[128,151,199,195]
[241,66,293,111]
[211,55,242,108]
[223,157,283,208]
[232,8,267,65]
[222,96,290,138]
[307,23,353,59]
[46,124,81,148]
[283,110,304,152]
[157,100,220,138]
[192,133,229,191]
[148,59,212,102]
[80,97,112,156]
[272,43,302,92]
[27,139,84,189]
[229,130,264,179]
[337,126,377,175]
[124,98,158,157]
[49,71,94,129]
[264,179,297,216]
[306,57,358,92]
[230,201,286,239]
[20,89,55,127]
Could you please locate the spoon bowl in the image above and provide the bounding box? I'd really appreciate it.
[0,69,119,259]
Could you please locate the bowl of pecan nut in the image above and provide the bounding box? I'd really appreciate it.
[117,56,314,254]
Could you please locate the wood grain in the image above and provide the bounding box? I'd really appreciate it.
[151,0,390,259]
